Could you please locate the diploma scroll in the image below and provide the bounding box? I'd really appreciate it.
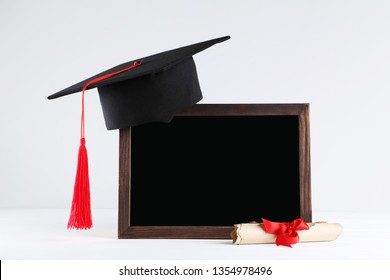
[231,222,342,245]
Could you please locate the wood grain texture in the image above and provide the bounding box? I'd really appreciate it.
[299,105,312,222]
[118,104,311,239]
[118,128,131,238]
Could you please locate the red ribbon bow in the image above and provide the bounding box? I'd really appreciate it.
[261,218,309,247]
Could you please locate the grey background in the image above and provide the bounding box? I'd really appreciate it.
[1,0,389,216]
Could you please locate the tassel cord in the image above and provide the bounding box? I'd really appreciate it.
[67,61,142,230]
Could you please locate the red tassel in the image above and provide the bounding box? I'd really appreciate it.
[67,138,92,229]
[67,61,142,230]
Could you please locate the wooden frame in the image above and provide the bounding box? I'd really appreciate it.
[118,104,311,239]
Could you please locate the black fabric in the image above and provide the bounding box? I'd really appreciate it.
[98,57,202,129]
[48,36,230,99]
[47,35,230,129]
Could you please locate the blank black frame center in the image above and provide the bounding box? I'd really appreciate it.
[118,104,311,239]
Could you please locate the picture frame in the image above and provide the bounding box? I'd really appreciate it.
[118,104,311,239]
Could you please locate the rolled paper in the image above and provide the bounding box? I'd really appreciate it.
[231,221,342,245]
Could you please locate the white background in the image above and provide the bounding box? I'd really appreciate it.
[1,0,390,260]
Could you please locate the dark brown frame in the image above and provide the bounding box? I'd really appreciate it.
[118,104,311,239]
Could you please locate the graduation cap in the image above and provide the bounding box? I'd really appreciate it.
[48,35,231,230]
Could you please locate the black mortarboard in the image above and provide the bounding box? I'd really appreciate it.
[48,35,230,129]
[48,36,231,230]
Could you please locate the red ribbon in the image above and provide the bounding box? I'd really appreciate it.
[261,218,309,247]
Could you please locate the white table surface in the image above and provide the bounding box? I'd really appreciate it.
[0,209,389,260]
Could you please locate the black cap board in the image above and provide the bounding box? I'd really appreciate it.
[48,35,231,129]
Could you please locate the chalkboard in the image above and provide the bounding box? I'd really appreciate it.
[118,104,311,239]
